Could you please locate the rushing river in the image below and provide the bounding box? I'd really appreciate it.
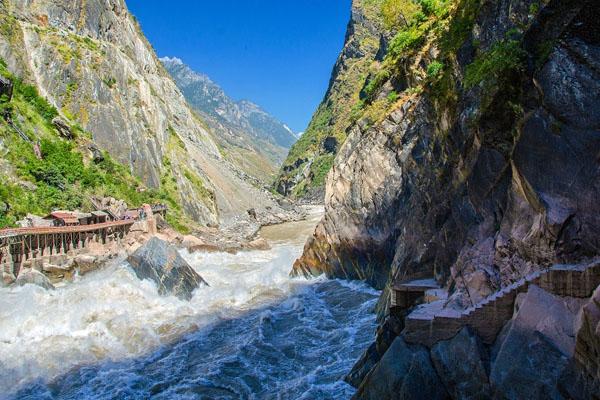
[0,207,379,399]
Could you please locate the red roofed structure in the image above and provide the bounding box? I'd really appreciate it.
[44,212,80,226]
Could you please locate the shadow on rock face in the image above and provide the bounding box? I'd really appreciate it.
[352,337,449,400]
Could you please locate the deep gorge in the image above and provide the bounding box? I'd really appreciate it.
[1,0,599,398]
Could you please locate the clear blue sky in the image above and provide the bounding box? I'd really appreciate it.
[125,0,351,133]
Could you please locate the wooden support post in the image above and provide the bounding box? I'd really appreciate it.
[58,233,64,254]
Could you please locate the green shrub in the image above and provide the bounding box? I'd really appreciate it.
[388,22,430,60]
[364,69,391,100]
[13,80,58,124]
[426,60,444,78]
[310,154,335,188]
[102,76,117,88]
[418,0,450,17]
[464,39,526,88]
[440,0,481,53]
[529,2,540,15]
[382,0,421,29]
[387,90,399,102]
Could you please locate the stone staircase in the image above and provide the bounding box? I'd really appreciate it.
[402,261,600,347]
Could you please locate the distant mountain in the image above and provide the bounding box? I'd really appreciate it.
[161,57,297,181]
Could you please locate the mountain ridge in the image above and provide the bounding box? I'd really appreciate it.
[161,56,297,182]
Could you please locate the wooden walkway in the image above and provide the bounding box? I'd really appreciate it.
[0,220,135,281]
[0,219,135,239]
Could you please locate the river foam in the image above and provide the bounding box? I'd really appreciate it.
[0,208,379,399]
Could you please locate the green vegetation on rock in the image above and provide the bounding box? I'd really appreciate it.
[0,60,191,231]
[464,38,526,89]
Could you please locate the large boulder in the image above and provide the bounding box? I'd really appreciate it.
[52,117,73,139]
[15,269,54,290]
[353,337,449,400]
[431,327,491,400]
[559,284,600,399]
[490,285,585,399]
[127,237,208,300]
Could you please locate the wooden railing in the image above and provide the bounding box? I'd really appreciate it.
[0,219,135,239]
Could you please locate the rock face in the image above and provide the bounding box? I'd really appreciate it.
[0,0,287,225]
[275,0,389,200]
[490,285,584,399]
[0,75,12,100]
[350,283,599,399]
[345,314,405,388]
[287,0,600,398]
[563,284,600,399]
[431,328,491,400]
[294,0,600,308]
[127,237,207,301]
[162,57,296,182]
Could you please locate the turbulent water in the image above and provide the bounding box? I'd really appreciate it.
[0,208,379,399]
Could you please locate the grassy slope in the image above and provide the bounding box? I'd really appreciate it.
[0,60,195,232]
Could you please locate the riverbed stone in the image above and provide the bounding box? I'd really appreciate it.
[127,237,208,300]
[353,337,449,400]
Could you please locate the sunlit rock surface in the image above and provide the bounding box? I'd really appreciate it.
[127,237,208,300]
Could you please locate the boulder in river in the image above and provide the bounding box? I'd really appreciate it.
[127,237,208,300]
[15,269,55,290]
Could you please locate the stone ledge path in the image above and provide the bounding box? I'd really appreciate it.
[401,261,600,347]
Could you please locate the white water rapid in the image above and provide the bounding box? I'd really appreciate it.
[0,207,379,399]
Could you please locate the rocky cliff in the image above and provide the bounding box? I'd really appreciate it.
[274,0,390,201]
[292,0,600,397]
[0,0,287,228]
[162,57,297,183]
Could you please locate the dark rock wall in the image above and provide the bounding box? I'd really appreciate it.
[294,0,600,310]
[293,0,600,397]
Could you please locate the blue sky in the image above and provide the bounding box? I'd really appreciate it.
[126,0,351,133]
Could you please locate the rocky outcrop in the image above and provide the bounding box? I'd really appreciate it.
[162,57,296,182]
[127,237,208,300]
[51,116,72,139]
[346,315,405,387]
[0,75,12,100]
[0,0,288,226]
[562,284,600,399]
[431,328,490,400]
[490,285,585,399]
[294,0,600,308]
[350,283,599,399]
[353,337,449,400]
